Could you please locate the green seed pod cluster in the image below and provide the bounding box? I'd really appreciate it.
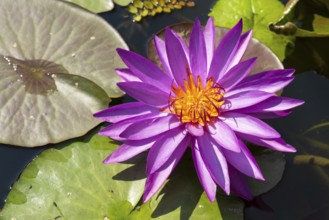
[127,0,196,22]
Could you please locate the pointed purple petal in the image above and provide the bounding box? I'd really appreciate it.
[146,127,187,175]
[223,90,273,111]
[208,19,242,82]
[227,30,253,70]
[117,49,172,93]
[223,140,264,180]
[190,18,207,83]
[98,112,164,140]
[237,96,305,114]
[103,136,158,164]
[154,36,174,78]
[121,115,181,140]
[229,77,294,95]
[143,135,190,202]
[240,69,295,84]
[172,30,190,62]
[204,17,215,73]
[208,120,241,153]
[197,133,230,194]
[221,112,280,139]
[94,102,158,123]
[238,133,296,152]
[116,68,141,82]
[165,28,190,85]
[229,165,253,201]
[186,123,204,136]
[117,82,169,108]
[192,139,217,202]
[218,57,257,91]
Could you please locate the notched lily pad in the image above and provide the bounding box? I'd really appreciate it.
[0,0,128,146]
[0,132,146,219]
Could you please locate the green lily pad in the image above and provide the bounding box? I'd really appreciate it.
[209,0,295,61]
[64,0,115,13]
[217,196,244,220]
[114,0,131,7]
[129,151,223,220]
[0,131,146,219]
[63,0,131,13]
[249,150,285,196]
[0,0,128,146]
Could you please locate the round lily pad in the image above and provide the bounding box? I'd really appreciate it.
[0,0,128,146]
[249,150,286,196]
[0,131,146,219]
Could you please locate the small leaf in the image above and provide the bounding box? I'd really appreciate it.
[209,0,294,61]
[0,130,146,219]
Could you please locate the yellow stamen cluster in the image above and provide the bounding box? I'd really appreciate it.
[170,73,225,126]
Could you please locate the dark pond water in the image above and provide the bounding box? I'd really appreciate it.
[1,1,329,219]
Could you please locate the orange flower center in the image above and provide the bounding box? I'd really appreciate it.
[169,72,225,126]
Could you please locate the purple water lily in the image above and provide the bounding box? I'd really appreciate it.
[94,18,303,202]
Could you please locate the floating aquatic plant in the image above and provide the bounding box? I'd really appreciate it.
[95,18,304,202]
[127,0,195,22]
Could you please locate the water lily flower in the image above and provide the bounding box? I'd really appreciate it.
[94,18,304,202]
